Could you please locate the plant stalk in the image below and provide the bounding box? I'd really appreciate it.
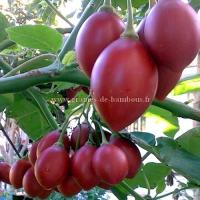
[121,0,138,39]
[3,54,56,77]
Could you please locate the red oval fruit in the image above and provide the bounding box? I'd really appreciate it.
[35,145,70,189]
[91,38,158,131]
[92,144,128,185]
[57,176,82,197]
[37,189,52,199]
[9,159,31,189]
[70,123,91,150]
[23,167,49,198]
[156,66,182,100]
[98,182,111,190]
[110,137,141,178]
[71,144,99,190]
[37,130,70,157]
[76,11,124,77]
[0,162,11,184]
[144,0,200,72]
[137,16,183,100]
[28,140,40,166]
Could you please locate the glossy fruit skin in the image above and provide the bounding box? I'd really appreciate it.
[37,130,70,157]
[23,167,49,198]
[156,66,183,100]
[144,0,200,72]
[76,11,124,77]
[71,145,99,190]
[92,144,128,185]
[57,176,82,197]
[35,145,70,189]
[28,140,40,166]
[0,162,11,184]
[110,137,141,178]
[37,189,52,199]
[137,17,183,100]
[9,159,31,189]
[91,38,158,131]
[70,123,91,150]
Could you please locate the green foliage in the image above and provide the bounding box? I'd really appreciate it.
[6,94,53,140]
[0,94,14,112]
[156,137,200,185]
[172,74,200,95]
[6,25,63,52]
[126,162,170,190]
[177,127,200,157]
[0,12,10,42]
[145,105,180,138]
[112,0,148,9]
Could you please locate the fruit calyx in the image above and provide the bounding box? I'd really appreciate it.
[98,0,116,13]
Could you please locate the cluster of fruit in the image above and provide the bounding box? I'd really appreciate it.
[76,0,200,132]
[0,122,141,198]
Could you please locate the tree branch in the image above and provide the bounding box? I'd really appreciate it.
[0,63,89,93]
[0,39,15,52]
[152,98,200,121]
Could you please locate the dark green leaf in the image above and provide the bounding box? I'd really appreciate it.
[172,74,200,96]
[176,127,200,157]
[126,163,170,189]
[144,105,179,138]
[113,0,148,9]
[6,25,63,52]
[129,131,156,151]
[0,94,14,112]
[156,180,166,195]
[156,137,200,185]
[6,94,53,140]
[0,12,10,42]
[65,91,87,114]
[111,185,128,200]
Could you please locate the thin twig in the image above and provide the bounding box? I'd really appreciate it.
[0,123,21,159]
[44,0,74,27]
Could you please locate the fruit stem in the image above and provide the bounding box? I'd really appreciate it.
[103,0,111,6]
[92,119,108,144]
[121,0,139,39]
[57,104,84,145]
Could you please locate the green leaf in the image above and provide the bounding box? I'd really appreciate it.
[112,0,148,9]
[156,180,166,195]
[65,91,87,114]
[189,0,200,10]
[144,105,179,138]
[156,137,200,185]
[0,12,10,42]
[176,127,200,157]
[126,163,170,190]
[0,94,14,112]
[62,51,76,65]
[6,25,63,52]
[172,74,200,96]
[6,94,53,140]
[111,185,128,200]
[129,131,156,148]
